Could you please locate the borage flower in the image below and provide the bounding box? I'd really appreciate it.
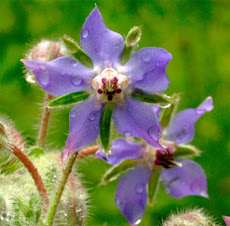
[21,6,172,159]
[96,97,213,225]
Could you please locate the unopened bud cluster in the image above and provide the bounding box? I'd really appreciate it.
[25,39,68,83]
[163,209,218,226]
[0,117,23,151]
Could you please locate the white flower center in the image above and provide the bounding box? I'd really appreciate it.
[92,68,128,103]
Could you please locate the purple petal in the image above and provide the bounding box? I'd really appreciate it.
[80,6,124,68]
[223,216,230,226]
[153,105,161,118]
[21,57,93,96]
[113,97,162,148]
[160,159,208,199]
[124,47,172,94]
[62,97,102,160]
[116,164,152,225]
[164,97,213,145]
[96,138,145,165]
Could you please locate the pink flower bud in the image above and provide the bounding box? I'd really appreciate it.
[163,209,218,226]
[0,117,24,150]
[25,39,68,84]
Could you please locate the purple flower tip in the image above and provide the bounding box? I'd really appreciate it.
[197,96,214,113]
[223,216,230,226]
[62,148,71,161]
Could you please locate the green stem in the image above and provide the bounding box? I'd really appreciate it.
[43,152,78,226]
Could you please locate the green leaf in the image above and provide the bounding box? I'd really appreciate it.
[121,26,142,64]
[160,93,180,130]
[148,170,160,205]
[62,35,93,68]
[100,103,114,152]
[28,146,44,157]
[101,159,137,185]
[48,92,90,107]
[174,144,200,158]
[132,92,172,105]
[0,147,44,174]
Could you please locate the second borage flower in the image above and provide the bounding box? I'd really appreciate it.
[21,6,172,159]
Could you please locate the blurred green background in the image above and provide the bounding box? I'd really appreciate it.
[0,0,229,225]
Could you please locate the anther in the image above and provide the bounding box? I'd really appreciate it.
[98,88,103,94]
[102,78,107,84]
[154,147,177,168]
[112,77,118,84]
[116,88,122,94]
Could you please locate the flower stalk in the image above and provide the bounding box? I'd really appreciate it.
[11,145,49,213]
[37,93,53,148]
[44,152,78,226]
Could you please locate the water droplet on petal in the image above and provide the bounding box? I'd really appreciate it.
[165,187,171,194]
[181,180,185,185]
[136,185,144,194]
[134,218,142,225]
[123,131,132,136]
[39,65,46,70]
[148,126,158,141]
[94,102,102,111]
[107,150,112,155]
[71,76,82,86]
[116,199,124,207]
[95,47,100,53]
[73,63,77,67]
[190,181,204,194]
[88,113,96,121]
[59,69,66,76]
[115,41,121,48]
[82,29,88,38]
[38,70,49,86]
[156,62,160,66]
[70,110,76,118]
[141,54,151,63]
[195,108,204,115]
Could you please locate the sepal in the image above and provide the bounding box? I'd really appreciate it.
[100,103,114,152]
[148,170,160,205]
[100,159,137,185]
[62,35,93,68]
[132,92,172,105]
[160,93,180,129]
[48,92,90,107]
[174,144,200,158]
[121,26,142,64]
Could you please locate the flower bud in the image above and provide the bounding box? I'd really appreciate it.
[163,209,218,226]
[0,117,24,150]
[25,39,68,83]
[121,26,142,64]
[125,26,142,47]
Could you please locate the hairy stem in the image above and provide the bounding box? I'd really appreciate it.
[77,145,100,159]
[44,152,78,226]
[37,93,53,148]
[11,145,49,213]
[69,174,77,225]
[42,145,99,225]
